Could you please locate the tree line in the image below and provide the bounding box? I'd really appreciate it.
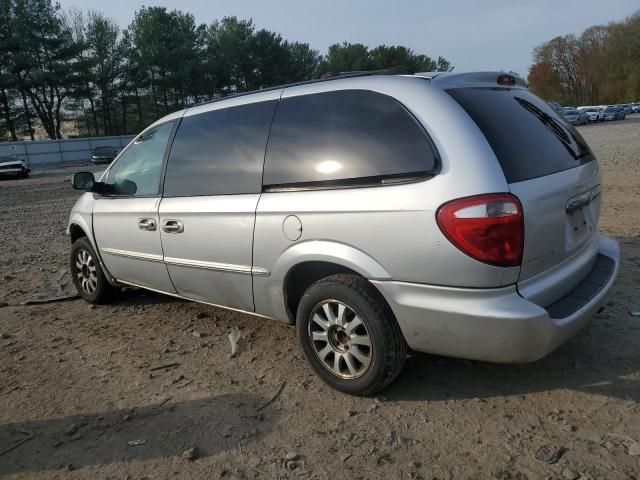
[0,0,452,141]
[528,11,640,106]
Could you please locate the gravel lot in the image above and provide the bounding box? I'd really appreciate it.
[1,117,639,479]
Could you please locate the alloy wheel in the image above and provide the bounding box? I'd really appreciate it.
[308,300,373,379]
[75,249,98,295]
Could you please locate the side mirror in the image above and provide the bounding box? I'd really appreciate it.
[72,171,95,190]
[118,179,137,195]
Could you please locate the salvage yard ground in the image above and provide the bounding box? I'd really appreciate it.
[1,117,639,479]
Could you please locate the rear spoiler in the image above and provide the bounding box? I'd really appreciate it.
[415,71,528,89]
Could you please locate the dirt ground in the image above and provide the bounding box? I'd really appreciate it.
[1,117,639,480]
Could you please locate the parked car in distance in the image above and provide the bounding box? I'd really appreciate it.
[562,106,588,125]
[632,103,640,113]
[0,156,30,179]
[91,146,119,164]
[578,106,604,122]
[67,70,620,395]
[621,104,634,115]
[603,106,626,121]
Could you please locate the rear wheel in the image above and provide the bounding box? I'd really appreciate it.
[70,237,117,304]
[296,274,407,395]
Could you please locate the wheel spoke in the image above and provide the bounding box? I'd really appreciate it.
[333,353,342,374]
[322,303,336,325]
[350,346,369,364]
[350,334,371,347]
[345,316,363,334]
[75,261,83,270]
[311,331,328,342]
[312,313,329,330]
[343,352,357,375]
[318,344,332,361]
[336,303,346,326]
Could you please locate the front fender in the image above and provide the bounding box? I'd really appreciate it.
[67,193,118,286]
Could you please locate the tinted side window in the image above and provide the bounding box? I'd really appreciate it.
[106,121,174,196]
[164,100,278,197]
[263,90,437,187]
[446,88,594,183]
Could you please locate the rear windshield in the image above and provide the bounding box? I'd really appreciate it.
[446,88,594,183]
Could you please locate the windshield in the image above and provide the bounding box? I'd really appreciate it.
[563,108,578,114]
[605,107,616,113]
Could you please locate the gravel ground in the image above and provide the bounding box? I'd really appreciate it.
[0,117,639,479]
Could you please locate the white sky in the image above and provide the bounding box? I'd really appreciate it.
[57,0,640,76]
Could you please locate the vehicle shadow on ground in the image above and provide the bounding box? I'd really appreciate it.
[0,393,274,475]
[387,343,639,403]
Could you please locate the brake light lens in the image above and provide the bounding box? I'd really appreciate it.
[497,74,516,86]
[436,194,524,267]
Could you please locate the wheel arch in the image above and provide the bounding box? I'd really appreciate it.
[67,214,119,286]
[69,222,88,243]
[273,241,393,323]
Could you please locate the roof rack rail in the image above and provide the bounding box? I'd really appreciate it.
[319,66,414,79]
[188,66,414,109]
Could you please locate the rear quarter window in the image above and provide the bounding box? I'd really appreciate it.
[263,89,438,188]
[446,88,595,183]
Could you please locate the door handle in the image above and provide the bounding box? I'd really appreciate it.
[162,219,184,234]
[138,218,157,231]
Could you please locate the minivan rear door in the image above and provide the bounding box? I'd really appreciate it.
[446,88,600,289]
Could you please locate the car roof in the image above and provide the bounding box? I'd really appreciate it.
[147,69,528,129]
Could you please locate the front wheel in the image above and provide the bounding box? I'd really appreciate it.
[296,274,407,395]
[70,237,117,304]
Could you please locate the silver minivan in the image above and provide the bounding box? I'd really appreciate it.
[68,70,619,395]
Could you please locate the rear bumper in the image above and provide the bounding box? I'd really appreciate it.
[373,235,619,363]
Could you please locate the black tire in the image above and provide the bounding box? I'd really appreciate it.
[296,274,407,395]
[70,237,117,304]
[19,170,28,179]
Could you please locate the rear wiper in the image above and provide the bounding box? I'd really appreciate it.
[515,97,570,142]
[514,97,582,160]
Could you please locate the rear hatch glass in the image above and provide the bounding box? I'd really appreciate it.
[447,87,601,288]
[445,87,594,183]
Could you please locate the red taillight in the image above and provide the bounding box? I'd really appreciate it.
[436,194,524,267]
[497,74,516,86]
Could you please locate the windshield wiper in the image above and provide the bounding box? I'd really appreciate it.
[514,97,585,160]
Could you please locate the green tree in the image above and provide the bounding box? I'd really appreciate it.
[10,0,81,139]
[321,42,372,73]
[86,11,123,134]
[128,6,200,114]
[203,17,256,93]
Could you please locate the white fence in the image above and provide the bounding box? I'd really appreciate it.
[0,135,135,166]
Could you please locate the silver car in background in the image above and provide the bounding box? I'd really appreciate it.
[562,106,588,125]
[579,106,605,122]
[67,70,619,395]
